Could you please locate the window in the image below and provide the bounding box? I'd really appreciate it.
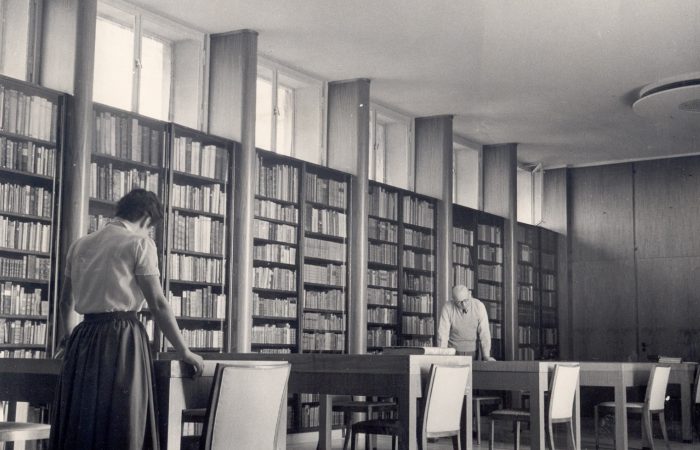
[94,1,204,127]
[517,167,534,224]
[369,104,412,189]
[453,138,480,209]
[255,58,325,163]
[0,0,35,81]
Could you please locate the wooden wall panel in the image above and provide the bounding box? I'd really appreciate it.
[326,79,370,175]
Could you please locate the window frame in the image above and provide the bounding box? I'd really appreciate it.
[369,102,414,188]
[0,0,41,82]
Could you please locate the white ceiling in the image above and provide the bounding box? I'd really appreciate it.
[130,0,700,168]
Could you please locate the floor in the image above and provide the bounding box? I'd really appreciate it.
[288,417,699,449]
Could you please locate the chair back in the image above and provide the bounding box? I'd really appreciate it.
[200,362,291,450]
[644,365,671,412]
[422,364,470,434]
[695,365,700,405]
[548,364,580,421]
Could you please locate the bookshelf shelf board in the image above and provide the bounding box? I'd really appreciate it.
[305,200,346,213]
[403,267,435,276]
[172,170,226,186]
[251,343,297,349]
[402,222,434,233]
[169,279,223,288]
[186,347,224,353]
[170,248,224,259]
[452,262,473,268]
[518,299,536,305]
[480,298,503,305]
[253,215,297,227]
[304,255,345,265]
[303,282,346,290]
[519,344,538,348]
[477,259,503,266]
[303,328,345,334]
[368,237,398,246]
[402,289,433,296]
[172,206,225,220]
[252,287,298,295]
[368,304,398,309]
[542,289,557,293]
[0,277,49,285]
[0,248,50,257]
[367,322,398,328]
[477,240,502,247]
[0,343,45,349]
[89,197,117,208]
[0,314,47,321]
[402,244,434,254]
[401,333,434,338]
[368,214,398,224]
[252,315,297,322]
[518,281,534,287]
[453,242,474,249]
[367,285,398,291]
[253,237,298,247]
[477,279,503,286]
[518,260,535,267]
[0,167,54,184]
[0,210,51,223]
[303,307,345,315]
[401,311,433,317]
[367,261,398,271]
[253,260,297,270]
[541,305,557,311]
[91,152,162,171]
[541,269,557,275]
[254,194,298,207]
[303,231,346,243]
[0,129,56,147]
[174,316,225,324]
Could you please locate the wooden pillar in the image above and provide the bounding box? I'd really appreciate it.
[415,115,454,313]
[482,143,517,361]
[327,79,370,354]
[208,30,258,352]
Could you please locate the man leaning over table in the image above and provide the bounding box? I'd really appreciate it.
[437,284,496,360]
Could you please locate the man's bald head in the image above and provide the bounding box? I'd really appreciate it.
[452,285,471,302]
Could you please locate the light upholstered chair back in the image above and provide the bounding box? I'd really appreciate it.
[423,364,470,434]
[645,365,671,412]
[548,364,580,421]
[201,362,291,450]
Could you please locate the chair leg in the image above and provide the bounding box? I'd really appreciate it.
[350,428,357,450]
[342,422,351,450]
[547,420,555,450]
[452,434,462,450]
[489,419,495,450]
[392,435,397,450]
[475,400,482,446]
[594,406,599,450]
[568,420,576,450]
[515,421,521,450]
[658,411,670,450]
[643,410,655,450]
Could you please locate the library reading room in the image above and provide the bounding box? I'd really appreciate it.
[0,1,699,449]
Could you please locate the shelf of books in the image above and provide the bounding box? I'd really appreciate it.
[367,182,400,353]
[162,124,232,353]
[452,205,477,294]
[539,228,559,359]
[89,104,168,347]
[0,75,64,359]
[516,223,540,360]
[399,191,437,347]
[476,213,505,360]
[252,150,302,355]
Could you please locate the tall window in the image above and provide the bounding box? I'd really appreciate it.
[94,2,204,127]
[517,165,543,224]
[453,139,480,209]
[369,104,412,189]
[255,59,325,164]
[0,0,35,81]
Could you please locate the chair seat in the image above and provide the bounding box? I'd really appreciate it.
[596,401,644,410]
[333,400,396,413]
[351,419,402,436]
[489,409,531,421]
[182,408,207,422]
[0,422,51,442]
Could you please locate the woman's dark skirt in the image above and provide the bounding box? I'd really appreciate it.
[49,311,159,450]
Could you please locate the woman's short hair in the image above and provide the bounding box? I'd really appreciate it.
[115,189,164,225]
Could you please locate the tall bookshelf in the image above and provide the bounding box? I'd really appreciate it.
[399,191,437,347]
[0,75,64,359]
[162,124,233,353]
[539,228,559,359]
[89,103,168,347]
[452,205,477,293]
[516,223,540,360]
[475,213,505,360]
[367,183,400,352]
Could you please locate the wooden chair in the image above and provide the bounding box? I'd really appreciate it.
[488,364,580,450]
[0,401,50,446]
[349,364,470,450]
[594,364,671,450]
[473,395,502,445]
[181,362,291,450]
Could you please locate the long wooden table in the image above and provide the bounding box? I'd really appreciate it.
[472,361,582,450]
[154,353,473,450]
[578,362,697,449]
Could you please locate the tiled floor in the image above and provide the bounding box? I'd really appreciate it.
[288,418,698,449]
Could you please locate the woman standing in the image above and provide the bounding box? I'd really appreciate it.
[50,189,204,449]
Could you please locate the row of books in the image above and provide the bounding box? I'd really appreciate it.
[0,87,57,143]
[253,294,297,318]
[478,245,503,263]
[0,255,50,280]
[0,138,56,177]
[542,309,558,327]
[453,245,472,265]
[518,265,535,284]
[518,306,536,325]
[484,301,501,319]
[519,285,534,302]
[0,319,46,345]
[454,227,474,246]
[518,347,536,361]
[93,111,162,165]
[368,217,398,242]
[477,282,502,302]
[170,213,225,256]
[172,183,227,216]
[401,316,434,335]
[543,329,558,345]
[0,218,52,253]
[519,244,535,263]
[303,289,344,311]
[305,173,347,209]
[403,250,434,271]
[403,228,433,250]
[172,136,228,180]
[305,207,347,238]
[542,273,556,290]
[517,226,538,246]
[168,254,224,284]
[369,186,398,220]
[167,288,226,319]
[0,349,45,358]
[367,287,397,307]
[305,238,345,262]
[404,273,433,292]
[369,243,397,265]
[368,307,397,324]
[257,348,291,354]
[541,253,556,271]
[542,291,556,308]
[453,266,475,289]
[0,183,52,218]
[0,284,48,317]
[303,263,346,287]
[404,337,433,346]
[254,243,297,265]
[254,219,297,244]
[255,198,298,223]
[300,405,344,429]
[256,157,299,203]
[478,265,503,283]
[518,325,539,344]
[172,329,223,349]
[89,163,160,202]
[402,197,434,229]
[303,313,345,332]
[368,327,395,347]
[252,324,296,345]
[490,322,503,340]
[368,269,397,288]
[302,332,344,351]
[253,267,296,291]
[402,295,432,314]
[478,224,501,245]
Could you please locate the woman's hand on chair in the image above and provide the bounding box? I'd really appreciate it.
[180,349,205,377]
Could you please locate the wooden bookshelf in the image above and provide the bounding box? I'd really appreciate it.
[516,222,540,360]
[539,228,559,359]
[475,212,505,360]
[452,205,477,293]
[0,75,65,359]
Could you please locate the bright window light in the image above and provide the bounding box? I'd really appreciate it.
[93,16,134,111]
[256,76,273,150]
[138,33,171,121]
[275,84,294,155]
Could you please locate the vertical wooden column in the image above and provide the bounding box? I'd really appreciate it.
[327,79,370,354]
[414,115,454,313]
[208,30,258,352]
[482,143,517,361]
[541,168,570,358]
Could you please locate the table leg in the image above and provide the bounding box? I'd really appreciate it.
[319,394,332,450]
[680,377,693,443]
[530,378,546,450]
[574,383,581,450]
[397,389,417,450]
[465,390,473,450]
[614,379,628,450]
